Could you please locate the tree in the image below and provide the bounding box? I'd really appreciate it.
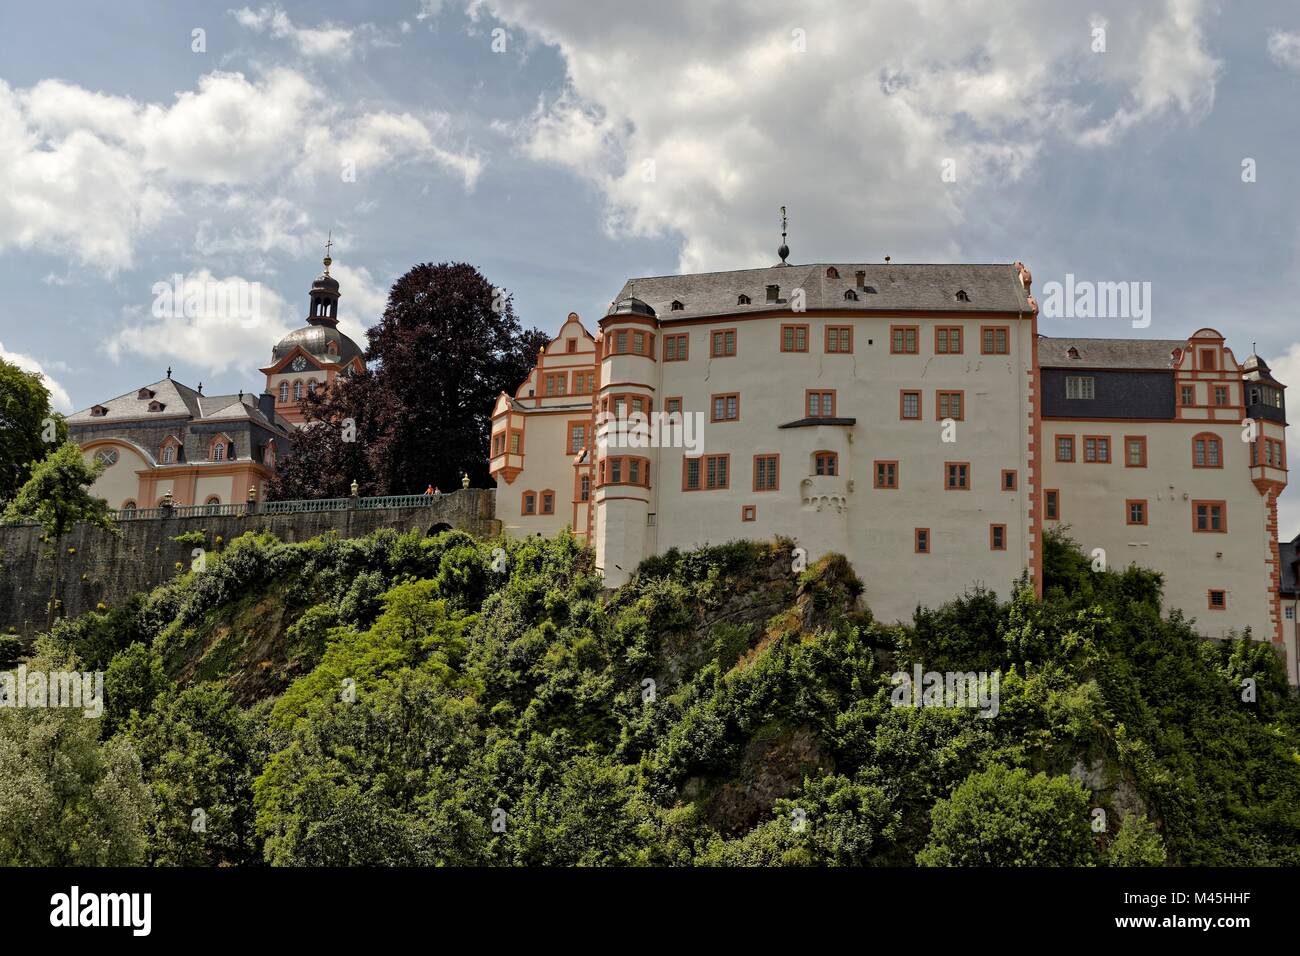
[3,441,115,629]
[0,356,66,504]
[269,262,547,499]
[917,765,1097,866]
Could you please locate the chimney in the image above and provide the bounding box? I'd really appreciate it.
[766,284,779,302]
[258,392,276,421]
[855,270,866,289]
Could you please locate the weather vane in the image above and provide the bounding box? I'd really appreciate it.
[323,231,334,274]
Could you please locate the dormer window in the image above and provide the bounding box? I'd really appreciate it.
[326,340,338,355]
[955,290,970,302]
[766,285,779,302]
[90,405,108,417]
[160,437,180,465]
[671,300,684,311]
[826,267,839,279]
[1067,346,1080,360]
[737,294,751,305]
[137,388,154,400]
[147,400,165,412]
[844,289,858,301]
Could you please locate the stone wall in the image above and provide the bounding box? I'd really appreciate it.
[0,489,498,638]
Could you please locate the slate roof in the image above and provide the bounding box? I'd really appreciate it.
[272,322,364,365]
[1281,534,1300,597]
[69,379,287,431]
[1039,336,1187,370]
[610,263,1032,320]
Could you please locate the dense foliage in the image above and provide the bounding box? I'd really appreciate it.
[0,355,67,506]
[269,262,548,499]
[7,527,1300,866]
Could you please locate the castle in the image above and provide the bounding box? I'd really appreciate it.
[490,253,1298,680]
[67,253,363,511]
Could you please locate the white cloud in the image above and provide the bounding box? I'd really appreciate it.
[1268,30,1300,71]
[481,0,1223,272]
[231,6,357,58]
[0,69,482,274]
[0,340,73,412]
[107,270,294,375]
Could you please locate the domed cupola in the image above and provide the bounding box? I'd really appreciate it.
[307,238,341,326]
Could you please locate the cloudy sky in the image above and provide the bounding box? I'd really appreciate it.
[3,0,1300,524]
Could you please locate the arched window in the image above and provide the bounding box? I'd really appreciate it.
[293,380,303,400]
[844,289,858,301]
[1193,433,1222,468]
[121,500,137,513]
[826,267,839,279]
[307,379,318,395]
[212,442,226,462]
[204,495,221,515]
[813,451,838,476]
[279,382,289,403]
[162,445,175,464]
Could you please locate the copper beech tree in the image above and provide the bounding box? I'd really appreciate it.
[269,262,548,500]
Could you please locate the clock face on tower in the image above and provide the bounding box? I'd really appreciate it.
[291,356,309,372]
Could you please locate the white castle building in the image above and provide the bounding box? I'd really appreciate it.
[488,251,1294,678]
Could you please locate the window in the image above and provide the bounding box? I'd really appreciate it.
[710,329,737,357]
[981,326,1009,355]
[1125,436,1147,468]
[937,390,964,421]
[944,461,970,490]
[665,397,683,416]
[544,373,567,397]
[737,294,751,305]
[580,475,591,501]
[1208,589,1226,610]
[753,454,779,491]
[915,528,930,553]
[1056,435,1075,462]
[162,445,175,464]
[121,501,137,514]
[1193,433,1222,468]
[293,380,303,400]
[990,524,1006,550]
[825,326,853,353]
[568,422,587,455]
[307,380,318,395]
[766,284,780,302]
[572,370,595,394]
[509,431,522,455]
[1192,500,1226,533]
[540,491,556,515]
[1286,607,1294,621]
[1126,499,1147,526]
[741,504,757,522]
[781,324,809,352]
[900,390,921,420]
[1215,386,1229,406]
[212,442,226,462]
[890,325,919,354]
[492,432,505,456]
[955,289,970,302]
[826,267,839,278]
[843,290,858,301]
[814,452,838,477]
[522,491,536,515]
[711,393,740,422]
[204,496,221,515]
[614,330,628,354]
[806,390,836,418]
[94,449,119,468]
[632,331,652,355]
[1199,348,1217,371]
[684,454,729,490]
[664,333,689,361]
[278,382,289,403]
[1044,489,1060,521]
[1066,376,1095,400]
[1083,436,1110,463]
[1001,469,1017,491]
[1180,385,1195,406]
[670,300,684,312]
[874,460,898,489]
[935,326,963,354]
[567,338,577,353]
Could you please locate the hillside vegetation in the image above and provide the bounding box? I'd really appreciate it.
[3,526,1298,866]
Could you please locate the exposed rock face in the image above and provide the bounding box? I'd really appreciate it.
[0,489,498,637]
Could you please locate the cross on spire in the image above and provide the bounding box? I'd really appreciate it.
[323,231,334,275]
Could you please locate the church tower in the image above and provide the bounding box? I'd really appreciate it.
[259,240,366,427]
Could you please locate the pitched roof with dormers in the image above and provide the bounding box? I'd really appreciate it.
[609,262,1033,320]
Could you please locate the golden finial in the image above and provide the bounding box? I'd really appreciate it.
[323,231,334,275]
